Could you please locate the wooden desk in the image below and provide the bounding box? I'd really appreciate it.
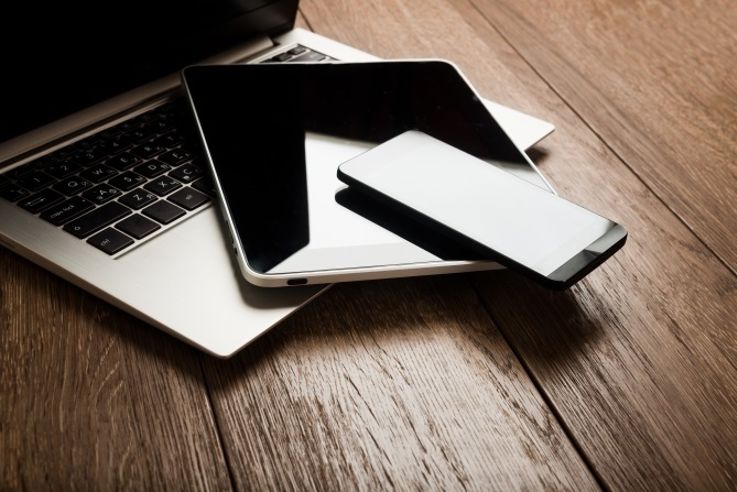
[3,0,736,489]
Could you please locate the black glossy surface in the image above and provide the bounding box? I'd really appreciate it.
[184,62,527,274]
[0,0,298,143]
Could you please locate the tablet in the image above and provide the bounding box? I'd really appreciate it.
[182,61,553,287]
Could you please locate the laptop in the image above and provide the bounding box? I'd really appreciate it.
[0,1,555,357]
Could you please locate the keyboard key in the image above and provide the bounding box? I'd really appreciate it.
[132,141,165,159]
[54,176,92,195]
[82,184,120,204]
[44,160,82,179]
[73,136,99,150]
[169,163,203,184]
[151,131,183,149]
[128,123,158,143]
[192,177,215,196]
[287,46,307,56]
[87,228,134,255]
[17,171,55,192]
[107,153,142,171]
[0,185,30,202]
[41,196,95,225]
[144,176,182,196]
[168,187,210,211]
[95,136,131,155]
[270,52,293,62]
[74,148,107,166]
[80,164,116,183]
[134,160,170,178]
[148,118,173,133]
[158,148,193,167]
[119,188,157,209]
[18,189,65,213]
[109,171,145,192]
[6,165,34,179]
[290,50,327,62]
[96,127,122,141]
[63,202,131,238]
[142,200,185,224]
[115,214,161,239]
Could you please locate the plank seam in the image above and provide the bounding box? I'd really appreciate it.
[197,355,238,492]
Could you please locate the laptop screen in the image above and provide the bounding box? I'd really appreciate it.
[0,0,298,145]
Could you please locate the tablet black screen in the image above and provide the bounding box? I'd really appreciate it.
[183,61,527,275]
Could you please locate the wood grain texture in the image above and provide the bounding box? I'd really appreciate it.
[449,0,737,489]
[301,0,737,489]
[202,277,598,490]
[469,0,737,273]
[0,250,231,490]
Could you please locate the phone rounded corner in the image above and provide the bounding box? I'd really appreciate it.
[336,164,352,184]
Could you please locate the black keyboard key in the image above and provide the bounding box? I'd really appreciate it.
[74,148,107,166]
[82,184,121,205]
[54,176,92,195]
[134,160,170,178]
[119,188,157,209]
[87,228,134,255]
[151,131,183,149]
[80,164,116,183]
[107,153,142,171]
[41,196,95,225]
[287,46,307,56]
[6,165,34,179]
[148,118,173,133]
[192,177,215,196]
[44,160,82,179]
[95,136,131,155]
[0,185,29,202]
[128,123,158,143]
[270,52,293,62]
[132,141,165,159]
[0,175,9,189]
[142,200,185,224]
[17,171,55,192]
[97,127,122,140]
[158,148,194,167]
[115,214,161,239]
[18,189,65,213]
[63,202,131,238]
[73,136,100,150]
[144,176,182,196]
[169,163,203,184]
[168,187,210,211]
[109,172,145,192]
[290,50,327,62]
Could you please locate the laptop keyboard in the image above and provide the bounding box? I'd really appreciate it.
[0,45,332,256]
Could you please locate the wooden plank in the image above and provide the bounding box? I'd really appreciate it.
[295,8,310,29]
[429,0,737,489]
[0,250,231,489]
[201,277,598,490]
[469,0,737,273]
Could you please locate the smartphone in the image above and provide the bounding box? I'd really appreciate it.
[337,130,627,289]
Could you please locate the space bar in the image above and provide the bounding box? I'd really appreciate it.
[63,202,132,238]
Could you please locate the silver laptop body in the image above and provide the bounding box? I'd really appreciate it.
[0,19,554,357]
